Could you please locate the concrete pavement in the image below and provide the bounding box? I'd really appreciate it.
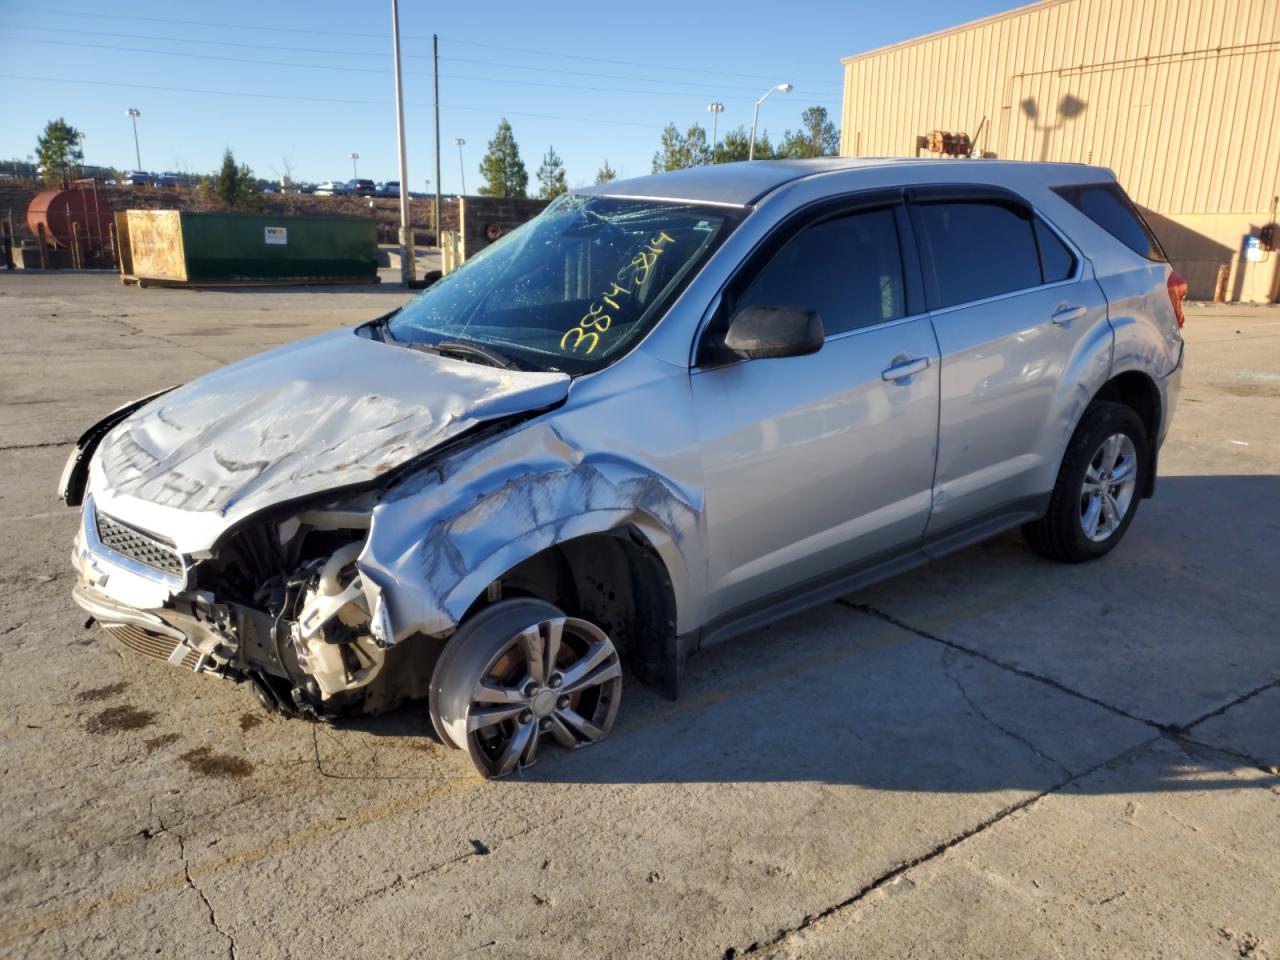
[0,273,1275,959]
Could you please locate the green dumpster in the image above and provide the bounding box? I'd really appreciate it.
[120,210,378,285]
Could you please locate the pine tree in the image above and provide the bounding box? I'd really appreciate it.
[594,160,617,184]
[202,149,260,210]
[651,123,711,173]
[778,106,840,158]
[478,119,529,198]
[536,146,568,200]
[35,118,83,185]
[713,126,774,163]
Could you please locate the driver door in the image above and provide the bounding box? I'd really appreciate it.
[691,198,940,620]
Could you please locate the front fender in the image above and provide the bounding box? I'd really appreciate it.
[359,420,702,642]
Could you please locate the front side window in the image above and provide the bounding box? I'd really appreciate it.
[386,194,741,374]
[916,200,1043,308]
[735,206,907,337]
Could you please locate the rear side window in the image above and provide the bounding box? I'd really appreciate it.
[915,201,1041,308]
[736,206,907,336]
[1034,219,1076,283]
[1053,183,1166,261]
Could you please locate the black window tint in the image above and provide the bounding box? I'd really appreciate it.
[917,201,1041,308]
[1054,183,1166,261]
[737,207,905,336]
[1034,218,1076,282]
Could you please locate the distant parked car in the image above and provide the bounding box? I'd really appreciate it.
[375,181,400,197]
[314,180,344,196]
[154,175,183,188]
[120,171,155,187]
[346,178,377,196]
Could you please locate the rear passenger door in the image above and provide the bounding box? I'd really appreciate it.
[907,186,1111,539]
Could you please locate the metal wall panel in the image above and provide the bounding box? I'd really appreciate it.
[840,0,1279,216]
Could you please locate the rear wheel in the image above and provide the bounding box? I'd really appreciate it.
[1023,401,1148,562]
[429,598,623,779]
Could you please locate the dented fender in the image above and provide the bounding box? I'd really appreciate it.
[358,372,706,644]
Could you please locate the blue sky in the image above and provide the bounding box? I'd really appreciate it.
[0,0,1020,191]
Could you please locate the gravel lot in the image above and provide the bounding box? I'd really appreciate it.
[0,271,1276,959]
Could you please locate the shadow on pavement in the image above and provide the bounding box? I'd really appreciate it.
[329,474,1280,791]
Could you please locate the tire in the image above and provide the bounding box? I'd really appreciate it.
[1023,401,1149,563]
[428,598,623,779]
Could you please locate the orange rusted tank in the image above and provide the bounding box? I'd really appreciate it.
[27,188,113,252]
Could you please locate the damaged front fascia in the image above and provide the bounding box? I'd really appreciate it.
[87,330,571,554]
[358,418,703,644]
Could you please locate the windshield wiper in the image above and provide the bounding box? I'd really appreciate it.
[432,340,519,370]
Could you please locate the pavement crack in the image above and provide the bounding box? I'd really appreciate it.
[160,814,236,960]
[1180,677,1280,734]
[941,648,1073,778]
[723,736,1160,958]
[839,600,1172,731]
[1168,733,1280,777]
[0,439,74,452]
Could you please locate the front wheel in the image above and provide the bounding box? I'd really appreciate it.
[1023,401,1149,563]
[429,598,623,779]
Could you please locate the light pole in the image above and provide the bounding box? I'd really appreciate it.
[390,0,415,284]
[748,83,792,161]
[453,138,466,196]
[350,152,359,179]
[706,102,725,155]
[125,108,141,170]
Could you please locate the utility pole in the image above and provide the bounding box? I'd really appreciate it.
[390,0,414,284]
[350,152,359,179]
[433,34,442,250]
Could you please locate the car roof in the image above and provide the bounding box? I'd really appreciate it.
[575,158,1113,207]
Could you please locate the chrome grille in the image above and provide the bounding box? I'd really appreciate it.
[95,511,183,577]
[104,624,200,670]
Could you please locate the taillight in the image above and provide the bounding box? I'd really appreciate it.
[1166,271,1188,329]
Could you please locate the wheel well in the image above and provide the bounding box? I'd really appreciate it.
[470,528,679,695]
[1093,371,1161,496]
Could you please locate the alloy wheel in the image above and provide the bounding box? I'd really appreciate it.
[440,614,622,778]
[1079,432,1138,542]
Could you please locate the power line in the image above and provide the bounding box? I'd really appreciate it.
[0,3,844,87]
[2,22,828,95]
[2,34,841,105]
[439,36,843,87]
[0,73,666,129]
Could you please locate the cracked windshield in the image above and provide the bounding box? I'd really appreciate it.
[386,194,741,373]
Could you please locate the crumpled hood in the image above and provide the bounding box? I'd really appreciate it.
[92,328,570,535]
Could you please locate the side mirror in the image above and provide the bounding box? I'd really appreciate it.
[723,305,824,360]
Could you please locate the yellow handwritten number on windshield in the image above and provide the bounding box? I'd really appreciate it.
[559,232,677,355]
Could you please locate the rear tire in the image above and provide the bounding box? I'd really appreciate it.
[1023,401,1148,563]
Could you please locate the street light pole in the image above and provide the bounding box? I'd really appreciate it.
[390,0,415,285]
[748,83,792,161]
[453,138,466,196]
[126,108,141,170]
[350,152,359,179]
[706,102,724,155]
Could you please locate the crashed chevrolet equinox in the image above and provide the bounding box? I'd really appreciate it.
[64,159,1185,777]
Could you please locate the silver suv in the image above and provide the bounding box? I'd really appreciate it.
[63,159,1185,778]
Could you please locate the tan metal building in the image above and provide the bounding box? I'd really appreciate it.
[839,0,1279,302]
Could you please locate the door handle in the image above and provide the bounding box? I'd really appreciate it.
[1051,304,1087,325]
[881,355,931,381]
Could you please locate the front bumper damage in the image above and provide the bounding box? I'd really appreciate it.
[71,495,425,717]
